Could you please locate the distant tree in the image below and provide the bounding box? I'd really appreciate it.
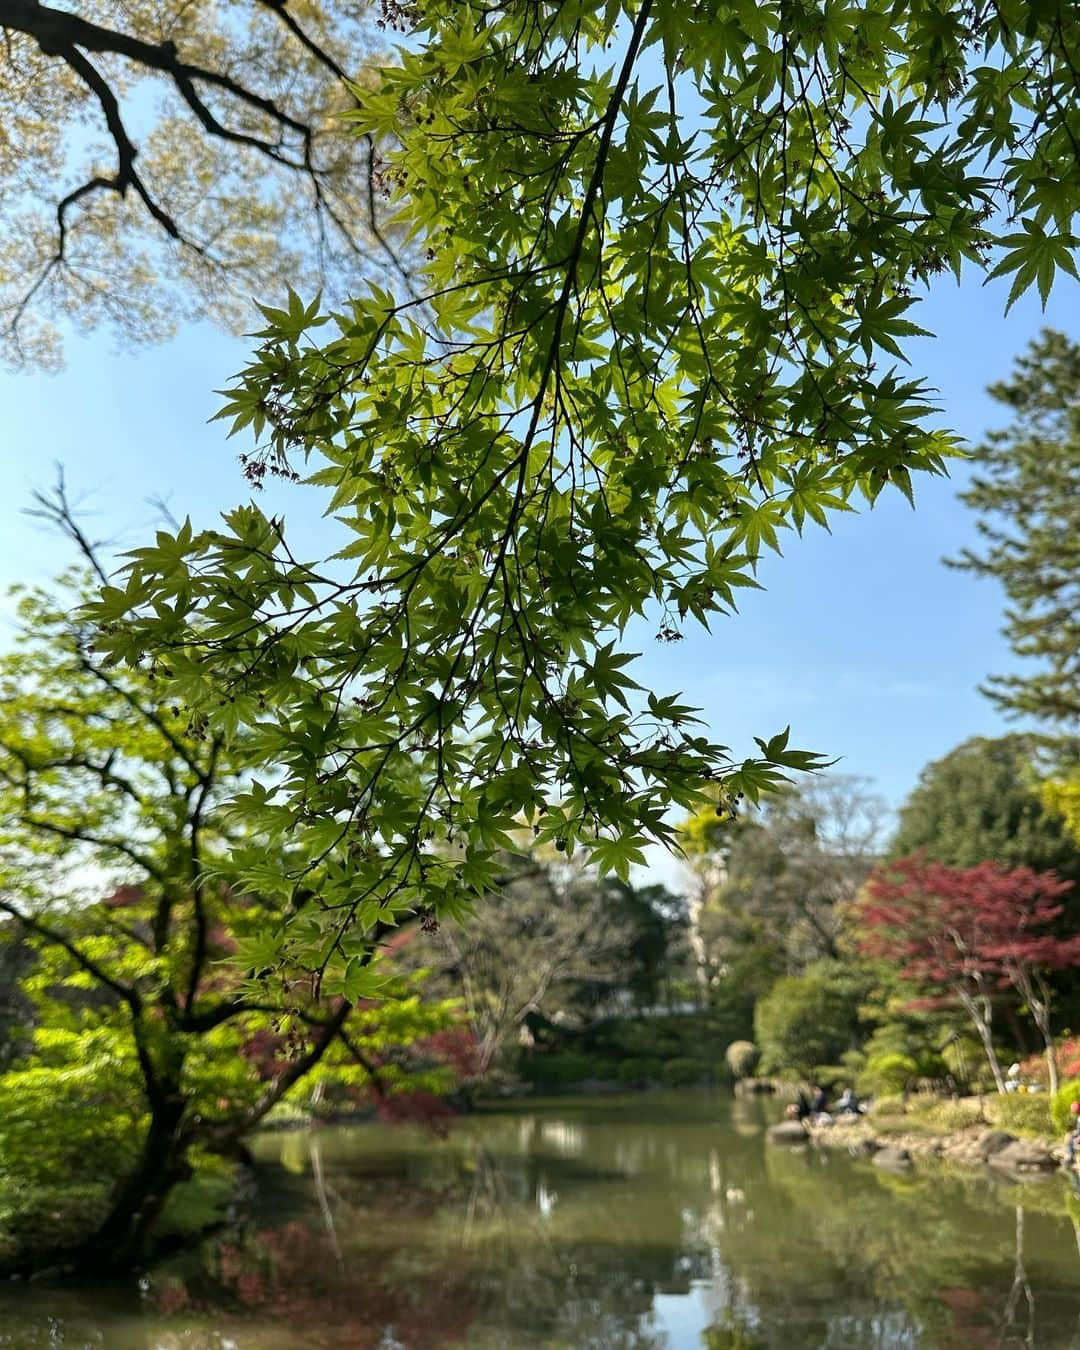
[405,854,642,1082]
[948,330,1080,729]
[0,568,461,1274]
[891,736,1080,887]
[0,0,409,367]
[687,775,887,986]
[855,855,1080,1094]
[754,961,871,1081]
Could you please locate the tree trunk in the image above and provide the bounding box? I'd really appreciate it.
[1031,1001,1059,1097]
[68,1095,191,1274]
[1016,969,1059,1098]
[961,989,1007,1093]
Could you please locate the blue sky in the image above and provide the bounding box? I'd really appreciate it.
[0,268,1075,857]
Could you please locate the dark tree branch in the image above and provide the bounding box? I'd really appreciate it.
[1,0,413,347]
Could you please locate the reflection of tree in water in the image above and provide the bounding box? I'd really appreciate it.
[140,1122,698,1349]
[700,1141,1080,1348]
[10,1103,1080,1347]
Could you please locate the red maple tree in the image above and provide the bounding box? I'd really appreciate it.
[855,855,1079,1093]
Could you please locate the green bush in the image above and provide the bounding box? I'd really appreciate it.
[521,1053,597,1085]
[724,1041,758,1079]
[0,1182,111,1266]
[754,962,868,1078]
[992,1092,1053,1137]
[859,1053,918,1097]
[941,1036,989,1090]
[661,1058,705,1087]
[616,1058,649,1083]
[812,1065,849,1092]
[1051,1078,1080,1134]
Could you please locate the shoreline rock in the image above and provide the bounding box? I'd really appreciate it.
[800,1114,1067,1177]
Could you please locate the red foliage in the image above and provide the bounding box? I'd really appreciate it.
[374,1089,458,1134]
[104,884,144,909]
[1018,1038,1080,1084]
[241,1025,302,1079]
[416,1025,481,1079]
[855,854,1079,998]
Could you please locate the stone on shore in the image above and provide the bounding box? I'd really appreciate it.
[872,1145,912,1170]
[987,1138,1057,1172]
[977,1130,1016,1160]
[766,1120,809,1145]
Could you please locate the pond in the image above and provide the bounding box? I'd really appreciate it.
[4,1091,1080,1347]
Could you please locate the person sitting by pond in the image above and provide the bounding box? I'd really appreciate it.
[1066,1101,1080,1166]
[810,1084,832,1124]
[836,1086,862,1116]
[787,1087,813,1122]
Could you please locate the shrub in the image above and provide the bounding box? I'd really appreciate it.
[0,1182,111,1267]
[521,1053,597,1085]
[1051,1078,1080,1133]
[616,1058,649,1083]
[812,1065,849,1093]
[754,962,868,1078]
[1019,1039,1080,1087]
[992,1093,1053,1137]
[941,1036,989,1090]
[859,1053,918,1097]
[661,1058,705,1087]
[724,1041,758,1079]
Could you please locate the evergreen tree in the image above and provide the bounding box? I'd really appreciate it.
[949,330,1080,729]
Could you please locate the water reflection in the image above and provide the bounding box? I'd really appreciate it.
[3,1093,1080,1347]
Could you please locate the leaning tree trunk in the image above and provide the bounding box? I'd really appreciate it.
[960,987,1007,1094]
[1029,997,1059,1097]
[1012,966,1060,1098]
[68,1094,192,1274]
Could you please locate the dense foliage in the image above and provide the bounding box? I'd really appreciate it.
[855,855,1080,1093]
[890,735,1080,884]
[91,0,1080,991]
[0,571,463,1272]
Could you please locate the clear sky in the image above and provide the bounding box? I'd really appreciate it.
[1,266,1076,864]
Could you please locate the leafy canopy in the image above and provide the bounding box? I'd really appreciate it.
[94,0,1080,989]
[890,735,1080,884]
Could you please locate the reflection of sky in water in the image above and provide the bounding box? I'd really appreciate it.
[652,1283,723,1348]
[2,1093,1079,1347]
[539,1119,583,1154]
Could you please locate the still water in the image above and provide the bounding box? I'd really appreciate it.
[4,1092,1080,1348]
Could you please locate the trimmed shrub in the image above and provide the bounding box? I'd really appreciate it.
[661,1058,705,1087]
[754,963,868,1078]
[1051,1078,1080,1134]
[724,1041,758,1080]
[941,1036,989,1090]
[616,1058,649,1083]
[521,1053,597,1085]
[859,1053,918,1097]
[811,1065,849,1093]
